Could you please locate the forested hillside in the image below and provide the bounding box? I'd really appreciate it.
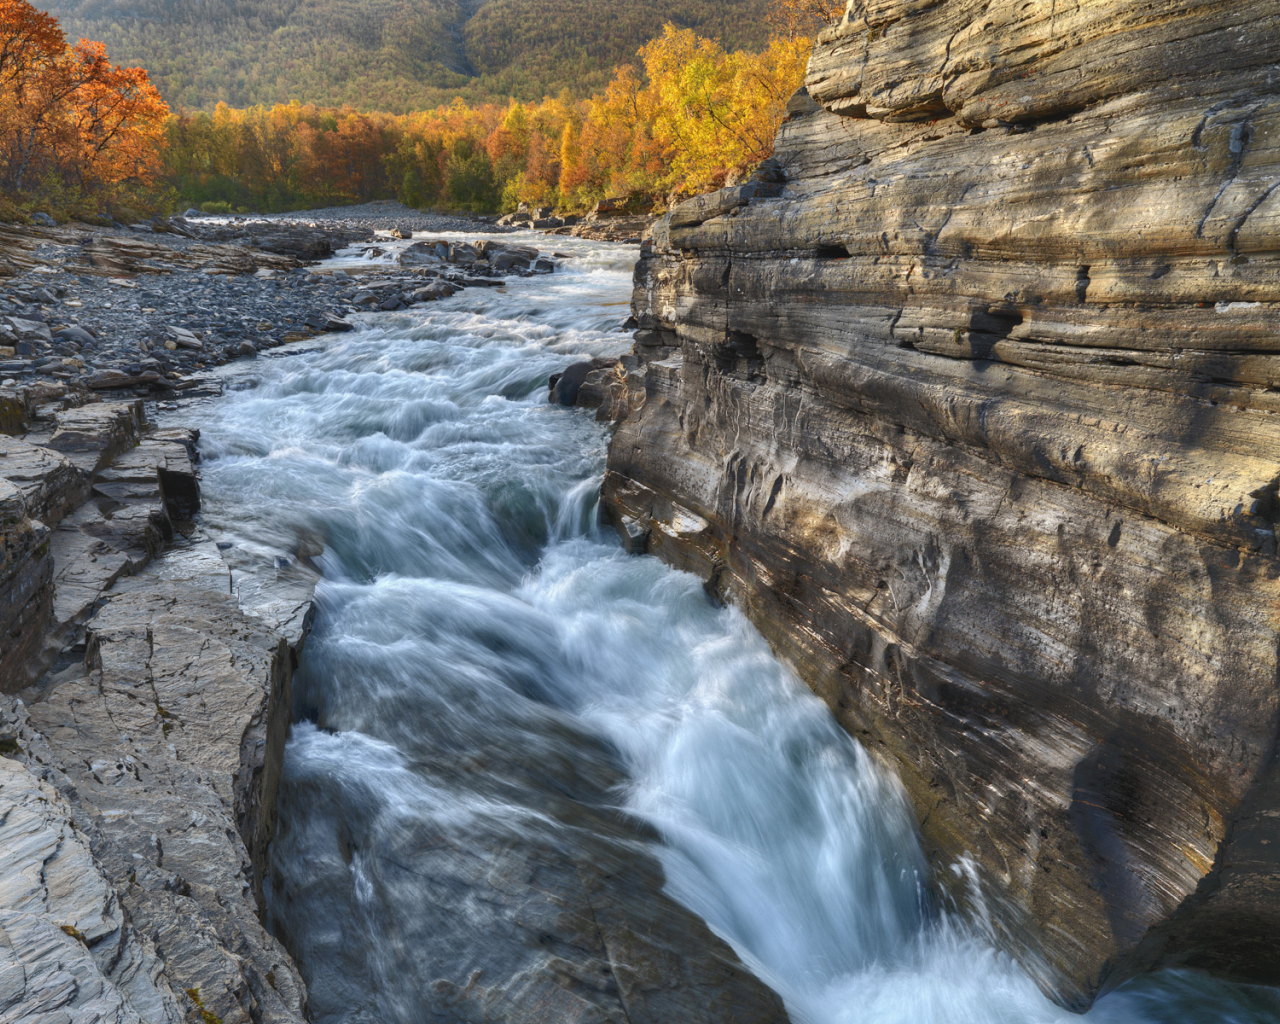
[162,28,810,215]
[41,0,772,110]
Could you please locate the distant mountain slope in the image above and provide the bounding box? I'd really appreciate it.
[459,0,772,99]
[42,0,771,111]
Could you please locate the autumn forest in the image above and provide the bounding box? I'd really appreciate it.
[1,0,843,221]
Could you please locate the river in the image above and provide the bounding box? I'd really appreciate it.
[187,234,1280,1024]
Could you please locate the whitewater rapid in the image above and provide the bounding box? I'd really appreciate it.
[188,233,1280,1024]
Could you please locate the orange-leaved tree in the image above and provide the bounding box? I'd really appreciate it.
[0,0,168,204]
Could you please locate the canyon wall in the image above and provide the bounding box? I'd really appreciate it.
[602,0,1280,1008]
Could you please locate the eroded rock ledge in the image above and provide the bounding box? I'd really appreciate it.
[0,389,310,1024]
[601,0,1280,1009]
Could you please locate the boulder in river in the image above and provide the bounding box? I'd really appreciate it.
[550,361,595,405]
[490,246,538,272]
[446,242,480,265]
[409,282,456,302]
[398,240,443,265]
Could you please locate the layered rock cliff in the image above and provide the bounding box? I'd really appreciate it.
[602,0,1280,1008]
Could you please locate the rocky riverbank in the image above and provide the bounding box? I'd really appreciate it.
[0,210,797,1024]
[595,0,1280,1011]
[0,213,566,395]
[231,198,501,235]
[0,392,308,1023]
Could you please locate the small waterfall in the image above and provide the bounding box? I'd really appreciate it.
[190,234,1280,1024]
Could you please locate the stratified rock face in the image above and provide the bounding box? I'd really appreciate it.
[18,559,307,1024]
[0,755,182,1024]
[0,480,52,686]
[603,0,1280,1009]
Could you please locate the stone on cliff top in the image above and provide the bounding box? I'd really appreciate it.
[85,370,172,391]
[47,402,143,473]
[6,319,52,345]
[0,436,87,526]
[166,325,202,349]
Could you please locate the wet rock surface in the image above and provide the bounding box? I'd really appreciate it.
[273,707,789,1024]
[599,0,1280,1011]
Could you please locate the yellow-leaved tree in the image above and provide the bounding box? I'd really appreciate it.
[641,25,809,196]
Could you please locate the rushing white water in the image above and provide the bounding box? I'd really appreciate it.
[189,234,1280,1024]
